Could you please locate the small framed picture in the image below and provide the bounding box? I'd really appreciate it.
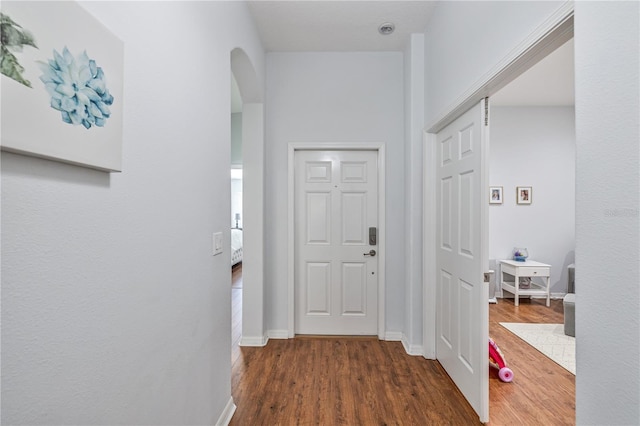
[489,186,503,204]
[516,186,532,205]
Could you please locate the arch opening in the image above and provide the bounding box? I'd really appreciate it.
[230,48,266,348]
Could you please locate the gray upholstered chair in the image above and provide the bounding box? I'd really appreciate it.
[563,264,575,337]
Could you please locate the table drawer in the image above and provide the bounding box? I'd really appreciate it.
[519,267,550,277]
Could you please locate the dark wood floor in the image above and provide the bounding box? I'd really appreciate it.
[231,263,242,366]
[230,268,575,424]
[488,297,575,425]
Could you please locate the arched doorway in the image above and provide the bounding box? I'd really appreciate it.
[230,48,266,346]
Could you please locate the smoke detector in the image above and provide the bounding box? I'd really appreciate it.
[378,22,395,35]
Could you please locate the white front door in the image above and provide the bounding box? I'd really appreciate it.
[435,101,489,422]
[294,150,378,335]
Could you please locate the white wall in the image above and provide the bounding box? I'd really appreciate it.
[425,1,639,423]
[264,52,405,334]
[1,2,264,424]
[574,2,639,424]
[403,34,424,352]
[231,112,242,166]
[490,106,575,295]
[424,1,566,125]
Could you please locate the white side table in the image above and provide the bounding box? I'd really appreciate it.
[500,260,551,307]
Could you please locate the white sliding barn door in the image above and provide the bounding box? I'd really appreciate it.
[435,101,489,422]
[295,150,378,335]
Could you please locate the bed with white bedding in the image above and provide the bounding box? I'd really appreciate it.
[231,228,243,266]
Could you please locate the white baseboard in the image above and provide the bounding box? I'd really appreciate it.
[243,330,427,358]
[215,397,236,426]
[384,331,402,341]
[401,333,424,356]
[498,293,567,301]
[384,332,423,356]
[551,292,567,300]
[423,346,436,360]
[239,335,268,347]
[267,329,289,339]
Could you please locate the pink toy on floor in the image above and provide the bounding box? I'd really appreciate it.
[489,337,514,382]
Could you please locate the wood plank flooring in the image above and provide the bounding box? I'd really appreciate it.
[232,263,242,366]
[231,336,481,425]
[230,267,575,425]
[488,298,575,425]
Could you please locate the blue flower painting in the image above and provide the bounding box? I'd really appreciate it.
[39,47,114,129]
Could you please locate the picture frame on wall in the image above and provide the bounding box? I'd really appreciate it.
[489,186,503,204]
[0,1,124,172]
[516,186,532,205]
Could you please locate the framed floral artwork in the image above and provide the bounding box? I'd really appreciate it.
[1,1,123,172]
[516,186,532,205]
[489,186,503,204]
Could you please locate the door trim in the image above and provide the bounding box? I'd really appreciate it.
[288,143,386,339]
[422,131,437,359]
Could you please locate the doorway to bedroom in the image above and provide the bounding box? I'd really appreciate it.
[487,37,576,424]
[230,72,243,364]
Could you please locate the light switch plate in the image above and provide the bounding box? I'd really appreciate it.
[213,232,223,255]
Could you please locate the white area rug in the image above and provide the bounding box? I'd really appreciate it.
[500,322,575,375]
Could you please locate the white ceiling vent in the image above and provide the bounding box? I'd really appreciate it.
[378,23,395,35]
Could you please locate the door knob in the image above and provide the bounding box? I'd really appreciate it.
[364,250,377,257]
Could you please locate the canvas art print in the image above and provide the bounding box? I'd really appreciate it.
[1,1,123,172]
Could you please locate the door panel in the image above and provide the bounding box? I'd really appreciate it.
[459,170,474,256]
[342,262,366,314]
[341,192,366,244]
[306,192,331,244]
[440,271,453,348]
[441,177,453,249]
[341,161,368,182]
[306,161,332,182]
[295,150,378,335]
[436,101,489,422]
[306,262,330,314]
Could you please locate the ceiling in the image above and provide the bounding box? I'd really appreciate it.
[232,1,574,109]
[247,1,436,52]
[492,38,574,106]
